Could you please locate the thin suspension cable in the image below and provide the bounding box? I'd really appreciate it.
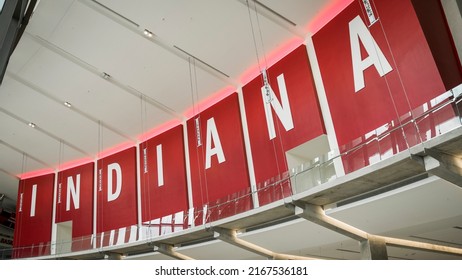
[193,59,201,118]
[17,153,27,247]
[253,0,269,70]
[189,57,205,215]
[252,0,273,103]
[139,94,151,225]
[246,0,262,72]
[57,140,64,221]
[371,0,418,121]
[139,94,146,142]
[189,57,197,117]
[98,120,103,160]
[193,58,210,207]
[247,0,287,191]
[97,120,103,243]
[356,0,413,149]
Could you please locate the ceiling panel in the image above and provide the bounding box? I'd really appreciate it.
[25,0,75,40]
[260,0,332,30]
[0,77,99,155]
[413,227,462,246]
[17,47,174,139]
[0,110,84,169]
[0,142,49,177]
[5,36,42,75]
[241,218,347,254]
[48,1,203,110]
[97,0,295,80]
[327,177,462,233]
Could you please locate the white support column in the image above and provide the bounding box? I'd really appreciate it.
[93,159,98,249]
[135,143,143,240]
[424,148,462,187]
[297,202,462,258]
[104,252,124,260]
[295,204,368,241]
[50,170,58,255]
[383,236,462,256]
[182,120,194,226]
[214,228,314,260]
[154,243,194,260]
[360,235,388,260]
[305,35,345,177]
[441,0,462,64]
[237,87,259,208]
[214,228,273,259]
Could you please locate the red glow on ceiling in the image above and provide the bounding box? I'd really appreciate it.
[19,168,55,180]
[183,85,236,119]
[97,141,136,159]
[17,143,134,179]
[307,0,353,34]
[239,37,304,86]
[138,119,183,142]
[57,157,94,172]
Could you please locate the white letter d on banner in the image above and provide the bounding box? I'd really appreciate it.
[107,163,122,202]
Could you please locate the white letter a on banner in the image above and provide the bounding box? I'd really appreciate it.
[349,15,392,92]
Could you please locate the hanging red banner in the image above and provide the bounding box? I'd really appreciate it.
[186,93,252,224]
[13,173,54,258]
[139,125,188,226]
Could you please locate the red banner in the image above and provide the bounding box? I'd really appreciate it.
[96,147,137,233]
[186,93,252,224]
[242,45,326,205]
[55,162,94,250]
[13,173,54,258]
[139,125,189,223]
[313,0,457,149]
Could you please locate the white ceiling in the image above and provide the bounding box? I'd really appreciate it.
[0,0,341,210]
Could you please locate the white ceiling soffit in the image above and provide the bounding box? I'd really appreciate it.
[127,177,462,260]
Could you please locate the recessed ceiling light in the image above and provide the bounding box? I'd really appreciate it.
[143,29,153,38]
[64,101,72,108]
[28,122,36,128]
[102,72,111,79]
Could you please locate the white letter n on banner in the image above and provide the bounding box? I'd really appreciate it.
[66,174,81,211]
[262,73,294,140]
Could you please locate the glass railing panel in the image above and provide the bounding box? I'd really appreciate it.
[415,104,461,142]
[292,164,320,194]
[341,137,380,174]
[204,189,253,223]
[235,189,253,214]
[256,174,292,207]
[140,210,188,240]
[70,235,94,252]
[319,159,337,184]
[11,242,51,258]
[55,240,72,255]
